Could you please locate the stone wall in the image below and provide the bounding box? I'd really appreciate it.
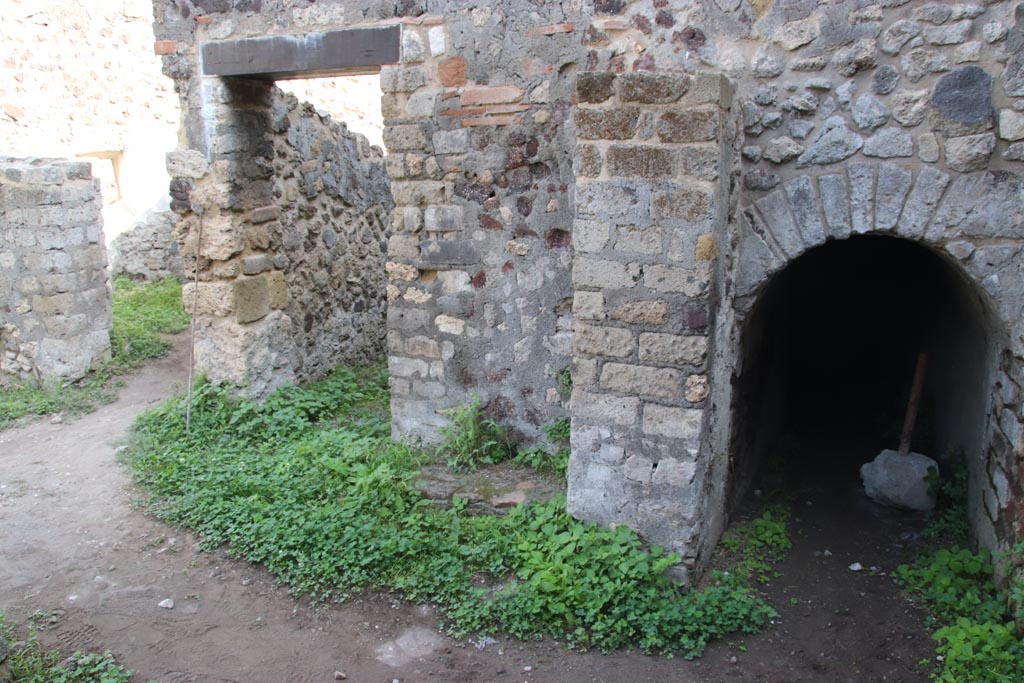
[170,84,392,397]
[152,0,579,444]
[110,211,184,281]
[150,0,1024,581]
[566,70,733,580]
[566,0,1024,573]
[0,159,112,386]
[0,0,180,239]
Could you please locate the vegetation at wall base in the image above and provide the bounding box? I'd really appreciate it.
[123,366,781,657]
[0,613,148,683]
[896,462,1024,682]
[0,277,188,429]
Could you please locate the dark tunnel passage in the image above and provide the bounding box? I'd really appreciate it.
[729,235,995,509]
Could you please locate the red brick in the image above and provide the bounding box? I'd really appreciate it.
[438,57,467,87]
[154,40,177,55]
[462,115,520,127]
[527,23,575,36]
[460,85,523,106]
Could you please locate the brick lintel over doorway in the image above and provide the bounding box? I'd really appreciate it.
[200,25,400,80]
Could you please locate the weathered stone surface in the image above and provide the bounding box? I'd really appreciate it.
[899,166,950,238]
[891,89,930,127]
[110,211,184,281]
[784,175,825,246]
[601,363,682,399]
[796,117,863,167]
[872,64,901,94]
[743,168,782,191]
[863,127,914,157]
[852,94,890,132]
[818,174,851,238]
[642,404,703,442]
[1,159,111,385]
[861,449,937,511]
[875,163,913,231]
[573,258,641,289]
[999,109,1024,141]
[606,145,675,178]
[644,265,707,296]
[764,136,804,163]
[944,133,996,172]
[233,275,270,324]
[576,108,641,140]
[577,72,616,103]
[572,390,640,426]
[880,19,921,55]
[1004,4,1024,96]
[752,48,785,78]
[616,72,691,103]
[930,66,994,136]
[610,300,668,325]
[923,20,972,46]
[832,39,877,77]
[775,16,821,50]
[575,324,636,358]
[638,333,707,365]
[918,132,941,162]
[902,48,950,82]
[656,109,719,143]
[848,163,876,234]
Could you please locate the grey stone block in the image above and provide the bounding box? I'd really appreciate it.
[860,449,937,511]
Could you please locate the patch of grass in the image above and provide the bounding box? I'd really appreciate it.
[1,613,148,683]
[0,277,188,429]
[123,367,777,656]
[896,460,1024,682]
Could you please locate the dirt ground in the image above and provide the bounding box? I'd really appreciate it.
[0,337,936,683]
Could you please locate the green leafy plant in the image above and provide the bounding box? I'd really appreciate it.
[557,366,572,399]
[717,505,792,585]
[896,458,1024,682]
[1,614,148,683]
[122,366,778,656]
[435,396,514,472]
[0,277,189,429]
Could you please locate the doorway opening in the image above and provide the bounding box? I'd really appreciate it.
[729,235,995,512]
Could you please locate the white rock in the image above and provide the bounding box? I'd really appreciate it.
[849,562,864,572]
[158,598,175,609]
[860,449,937,511]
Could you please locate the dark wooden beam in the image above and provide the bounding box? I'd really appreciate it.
[201,25,400,80]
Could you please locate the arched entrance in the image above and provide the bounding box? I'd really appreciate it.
[729,234,999,524]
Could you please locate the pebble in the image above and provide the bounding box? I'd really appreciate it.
[50,414,63,424]
[334,673,347,680]
[523,665,533,672]
[158,598,175,609]
[848,562,864,572]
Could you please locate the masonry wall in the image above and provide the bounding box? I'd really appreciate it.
[0,159,112,385]
[110,211,184,281]
[567,0,1024,572]
[151,0,1024,580]
[152,0,580,444]
[0,0,180,238]
[170,83,392,397]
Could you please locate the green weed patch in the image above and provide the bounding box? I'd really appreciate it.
[124,368,778,656]
[0,614,146,683]
[896,463,1024,682]
[0,277,189,428]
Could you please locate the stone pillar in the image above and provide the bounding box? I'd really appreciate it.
[566,72,733,579]
[0,158,111,385]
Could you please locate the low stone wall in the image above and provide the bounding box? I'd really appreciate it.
[0,158,112,385]
[109,210,184,281]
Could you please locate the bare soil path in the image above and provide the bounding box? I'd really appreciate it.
[1,337,934,683]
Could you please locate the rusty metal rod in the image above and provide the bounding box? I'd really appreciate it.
[898,352,929,456]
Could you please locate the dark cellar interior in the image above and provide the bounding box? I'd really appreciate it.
[729,235,994,507]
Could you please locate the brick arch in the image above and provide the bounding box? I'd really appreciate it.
[728,165,1024,554]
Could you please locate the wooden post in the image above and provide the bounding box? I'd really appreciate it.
[898,352,929,457]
